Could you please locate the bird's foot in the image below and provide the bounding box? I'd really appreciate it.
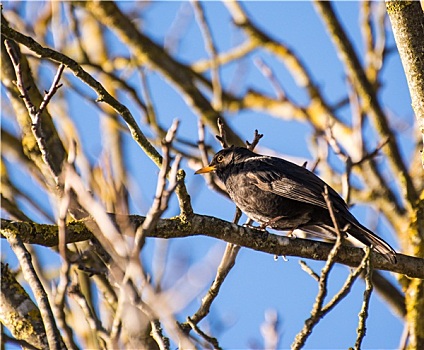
[243,223,268,232]
[266,215,285,227]
[287,228,298,240]
[243,223,269,241]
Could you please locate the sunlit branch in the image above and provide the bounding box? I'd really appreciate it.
[314,1,417,205]
[1,20,163,168]
[355,249,374,349]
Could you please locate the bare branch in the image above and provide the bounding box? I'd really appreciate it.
[4,39,65,181]
[260,309,280,350]
[69,283,109,346]
[187,317,222,350]
[216,117,229,148]
[254,57,286,101]
[314,1,418,205]
[1,20,163,168]
[182,243,241,331]
[2,217,422,278]
[133,119,182,254]
[386,1,424,169]
[299,260,320,282]
[150,320,171,350]
[355,248,374,349]
[192,0,223,111]
[0,263,48,349]
[4,235,64,350]
[291,187,347,349]
[197,120,228,196]
[246,129,264,151]
[322,248,372,314]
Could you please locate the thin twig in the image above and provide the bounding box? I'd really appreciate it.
[260,309,280,350]
[324,126,353,203]
[37,64,65,118]
[184,128,263,333]
[254,57,286,100]
[398,324,409,350]
[216,117,229,148]
[246,129,264,151]
[355,247,374,349]
[352,138,389,166]
[187,317,222,350]
[324,124,390,206]
[322,247,372,314]
[313,1,418,205]
[299,260,320,282]
[192,0,222,111]
[52,263,77,350]
[138,66,162,135]
[192,40,256,73]
[291,186,345,350]
[108,284,124,347]
[175,169,194,220]
[133,119,182,254]
[1,21,164,168]
[197,120,228,195]
[53,142,79,350]
[69,283,109,347]
[360,1,386,83]
[4,39,65,180]
[182,242,241,332]
[150,320,171,350]
[360,1,375,81]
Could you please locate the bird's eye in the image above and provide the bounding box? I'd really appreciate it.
[216,155,224,162]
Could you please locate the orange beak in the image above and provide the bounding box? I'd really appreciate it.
[195,165,216,174]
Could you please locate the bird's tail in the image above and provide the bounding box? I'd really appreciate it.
[348,222,397,264]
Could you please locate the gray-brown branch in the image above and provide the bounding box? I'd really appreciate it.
[1,216,422,279]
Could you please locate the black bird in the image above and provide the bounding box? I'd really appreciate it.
[195,146,397,264]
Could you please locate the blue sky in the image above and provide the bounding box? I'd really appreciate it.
[1,1,413,349]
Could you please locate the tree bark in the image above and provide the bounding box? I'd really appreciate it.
[386,2,424,349]
[386,1,424,168]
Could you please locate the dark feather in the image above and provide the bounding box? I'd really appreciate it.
[197,147,397,264]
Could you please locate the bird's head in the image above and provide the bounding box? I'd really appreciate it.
[195,146,254,175]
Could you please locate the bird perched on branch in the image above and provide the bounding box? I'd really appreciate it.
[195,146,397,264]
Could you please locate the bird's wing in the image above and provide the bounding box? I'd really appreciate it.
[245,156,348,211]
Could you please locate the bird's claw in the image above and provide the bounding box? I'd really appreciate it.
[243,223,268,232]
[287,229,297,240]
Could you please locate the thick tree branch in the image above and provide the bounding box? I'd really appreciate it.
[385,4,424,348]
[1,217,423,279]
[4,235,65,349]
[1,263,48,349]
[386,1,424,169]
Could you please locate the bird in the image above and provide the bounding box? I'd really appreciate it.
[195,146,397,264]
